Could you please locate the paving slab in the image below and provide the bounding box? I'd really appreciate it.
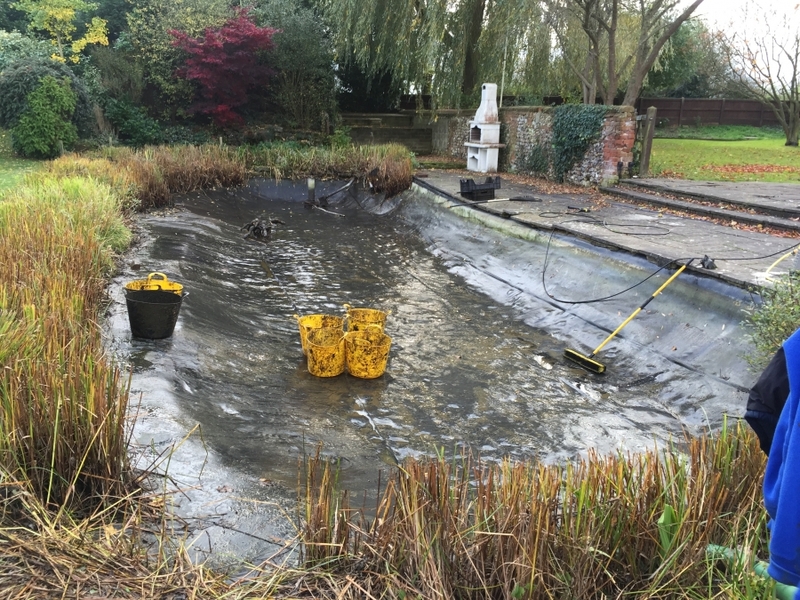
[624,178,800,219]
[413,172,800,291]
[599,186,800,234]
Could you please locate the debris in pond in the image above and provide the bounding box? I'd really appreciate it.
[305,178,355,211]
[241,217,286,242]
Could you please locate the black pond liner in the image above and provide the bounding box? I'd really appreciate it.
[125,290,184,339]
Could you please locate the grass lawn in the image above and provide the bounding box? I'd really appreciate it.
[654,124,785,141]
[651,136,800,182]
[0,129,42,191]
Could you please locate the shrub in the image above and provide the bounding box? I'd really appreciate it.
[88,46,145,103]
[255,0,337,130]
[170,10,277,127]
[0,31,51,73]
[104,97,162,146]
[11,76,79,158]
[328,126,351,149]
[0,57,95,138]
[743,272,800,369]
[161,124,211,146]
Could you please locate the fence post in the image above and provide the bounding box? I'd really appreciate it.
[719,98,726,125]
[639,106,657,177]
[678,97,684,127]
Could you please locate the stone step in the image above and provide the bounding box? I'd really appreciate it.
[600,185,800,234]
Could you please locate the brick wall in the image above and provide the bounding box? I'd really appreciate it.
[428,105,636,186]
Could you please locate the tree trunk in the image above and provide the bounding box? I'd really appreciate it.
[621,0,705,107]
[582,51,596,104]
[461,0,487,96]
[602,0,619,104]
[778,100,800,146]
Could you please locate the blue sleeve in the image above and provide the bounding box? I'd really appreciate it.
[765,329,800,587]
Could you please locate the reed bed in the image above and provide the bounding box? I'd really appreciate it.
[41,142,413,210]
[296,422,770,599]
[240,142,414,197]
[0,176,132,512]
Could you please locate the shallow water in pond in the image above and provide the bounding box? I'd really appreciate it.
[105,179,752,504]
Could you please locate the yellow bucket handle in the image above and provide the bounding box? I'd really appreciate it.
[342,303,391,316]
[141,272,170,291]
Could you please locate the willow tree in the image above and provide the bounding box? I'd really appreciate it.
[317,0,549,109]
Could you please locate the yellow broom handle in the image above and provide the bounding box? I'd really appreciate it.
[590,263,689,357]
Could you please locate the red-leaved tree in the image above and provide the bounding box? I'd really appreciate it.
[170,11,277,128]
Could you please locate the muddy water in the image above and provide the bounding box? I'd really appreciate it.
[105,180,753,531]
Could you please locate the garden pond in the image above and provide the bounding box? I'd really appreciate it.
[102,179,755,566]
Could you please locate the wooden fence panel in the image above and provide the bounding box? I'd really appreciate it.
[635,97,781,127]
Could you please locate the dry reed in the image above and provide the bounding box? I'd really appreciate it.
[297,422,769,599]
[240,142,413,197]
[42,142,412,210]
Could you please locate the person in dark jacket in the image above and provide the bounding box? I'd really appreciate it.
[745,346,790,455]
[747,329,800,593]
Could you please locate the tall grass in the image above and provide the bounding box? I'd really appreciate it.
[298,421,769,599]
[39,142,413,209]
[0,176,132,512]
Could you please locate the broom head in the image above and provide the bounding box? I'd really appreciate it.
[564,348,606,374]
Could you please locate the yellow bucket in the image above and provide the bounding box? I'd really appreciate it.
[306,327,346,377]
[345,328,392,379]
[294,314,345,356]
[344,304,390,332]
[125,272,184,295]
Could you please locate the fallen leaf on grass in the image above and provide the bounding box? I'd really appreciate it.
[702,164,800,175]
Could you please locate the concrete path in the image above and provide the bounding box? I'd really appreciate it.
[413,172,800,291]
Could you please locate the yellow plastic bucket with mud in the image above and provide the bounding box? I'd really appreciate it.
[294,314,344,356]
[344,304,390,332]
[345,327,392,379]
[306,327,346,377]
[125,272,184,295]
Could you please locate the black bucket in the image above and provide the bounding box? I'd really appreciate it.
[125,290,184,339]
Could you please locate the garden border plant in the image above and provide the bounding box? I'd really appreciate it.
[743,271,800,370]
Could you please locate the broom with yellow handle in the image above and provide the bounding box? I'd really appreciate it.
[564,259,693,374]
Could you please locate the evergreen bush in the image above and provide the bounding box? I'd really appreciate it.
[254,0,336,129]
[104,97,162,146]
[11,76,79,158]
[0,57,95,138]
[0,31,51,73]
